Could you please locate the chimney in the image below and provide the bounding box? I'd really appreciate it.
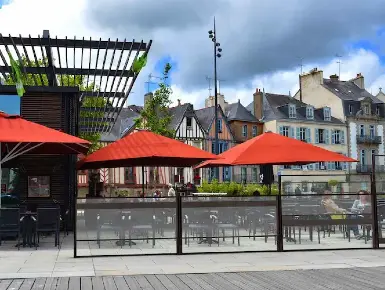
[352,73,365,89]
[330,74,339,82]
[253,88,264,120]
[177,99,181,106]
[144,92,153,105]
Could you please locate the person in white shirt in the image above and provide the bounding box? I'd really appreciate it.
[167,183,176,197]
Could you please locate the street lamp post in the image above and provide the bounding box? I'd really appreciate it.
[209,17,222,180]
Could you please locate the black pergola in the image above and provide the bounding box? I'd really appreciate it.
[0,30,152,133]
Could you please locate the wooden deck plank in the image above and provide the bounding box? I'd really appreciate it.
[175,275,204,290]
[31,278,47,290]
[55,278,69,290]
[80,277,92,290]
[218,273,266,290]
[91,277,104,290]
[143,275,167,290]
[201,273,243,290]
[19,279,35,290]
[101,277,116,290]
[43,278,58,290]
[123,276,141,290]
[243,271,296,290]
[164,275,193,290]
[214,273,251,290]
[112,277,129,290]
[67,277,80,290]
[7,280,24,290]
[154,275,182,290]
[0,280,12,289]
[133,276,154,290]
[185,274,217,290]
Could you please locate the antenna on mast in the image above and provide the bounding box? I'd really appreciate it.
[145,73,162,93]
[298,57,304,74]
[206,76,213,96]
[336,54,342,79]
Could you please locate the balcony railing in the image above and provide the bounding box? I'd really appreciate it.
[356,164,385,173]
[356,135,382,144]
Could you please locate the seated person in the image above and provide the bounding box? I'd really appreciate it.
[321,189,346,214]
[347,190,371,239]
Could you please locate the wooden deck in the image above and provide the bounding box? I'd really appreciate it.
[1,267,385,290]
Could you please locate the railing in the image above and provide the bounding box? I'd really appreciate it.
[356,135,382,144]
[356,164,385,173]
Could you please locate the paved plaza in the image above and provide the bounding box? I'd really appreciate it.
[0,233,385,279]
[1,267,385,289]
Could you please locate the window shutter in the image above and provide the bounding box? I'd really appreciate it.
[331,130,335,144]
[343,154,348,170]
[290,127,295,138]
[279,126,283,135]
[315,162,320,170]
[306,128,311,143]
[331,162,336,170]
[315,129,319,144]
[325,129,330,144]
[340,130,345,144]
[296,127,300,139]
[308,163,313,170]
[327,162,332,170]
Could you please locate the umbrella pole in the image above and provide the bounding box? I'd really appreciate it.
[142,166,145,196]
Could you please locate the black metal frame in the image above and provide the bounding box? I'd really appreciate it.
[0,31,152,134]
[73,173,383,258]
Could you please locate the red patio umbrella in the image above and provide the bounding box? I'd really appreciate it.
[0,112,91,207]
[77,130,219,170]
[195,131,357,169]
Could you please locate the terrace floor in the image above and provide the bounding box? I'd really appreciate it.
[2,267,385,290]
[1,232,385,279]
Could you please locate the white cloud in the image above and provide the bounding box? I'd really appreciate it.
[171,49,385,108]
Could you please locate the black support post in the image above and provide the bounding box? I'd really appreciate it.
[372,155,379,249]
[277,175,284,252]
[176,191,183,255]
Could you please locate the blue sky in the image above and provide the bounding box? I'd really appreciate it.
[0,95,20,114]
[143,55,178,93]
[0,0,11,9]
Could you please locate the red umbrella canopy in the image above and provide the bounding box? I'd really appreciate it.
[0,112,90,155]
[77,130,219,169]
[195,131,357,169]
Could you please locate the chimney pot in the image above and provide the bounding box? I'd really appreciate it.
[238,99,240,103]
[330,74,339,81]
[177,99,181,106]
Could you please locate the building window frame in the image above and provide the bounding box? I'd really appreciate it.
[186,116,192,129]
[242,125,248,137]
[323,107,331,121]
[217,119,222,133]
[124,167,135,184]
[306,106,314,119]
[252,125,257,137]
[289,104,296,118]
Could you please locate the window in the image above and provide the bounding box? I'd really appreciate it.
[241,167,247,184]
[316,128,326,144]
[323,107,331,121]
[176,168,184,183]
[223,167,231,182]
[369,125,375,137]
[124,167,135,184]
[349,104,353,115]
[252,167,258,182]
[252,126,257,137]
[359,124,365,136]
[242,125,248,137]
[280,126,290,137]
[299,128,306,142]
[332,129,343,144]
[217,119,222,132]
[317,162,327,170]
[360,149,366,165]
[306,106,314,119]
[376,106,380,115]
[28,176,50,198]
[289,104,296,118]
[363,104,370,114]
[186,117,192,128]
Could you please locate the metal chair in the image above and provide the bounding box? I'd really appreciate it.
[35,207,61,249]
[0,208,21,250]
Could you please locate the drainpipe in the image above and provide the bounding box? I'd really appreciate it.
[346,120,351,179]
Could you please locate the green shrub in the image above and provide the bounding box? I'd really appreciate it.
[197,180,279,195]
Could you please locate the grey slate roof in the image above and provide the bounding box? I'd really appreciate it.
[247,93,343,124]
[195,106,215,132]
[322,78,382,103]
[168,103,190,129]
[225,101,259,122]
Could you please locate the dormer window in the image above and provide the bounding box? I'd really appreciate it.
[348,104,353,115]
[289,104,296,118]
[376,106,380,115]
[306,106,314,119]
[363,104,370,115]
[324,107,331,121]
